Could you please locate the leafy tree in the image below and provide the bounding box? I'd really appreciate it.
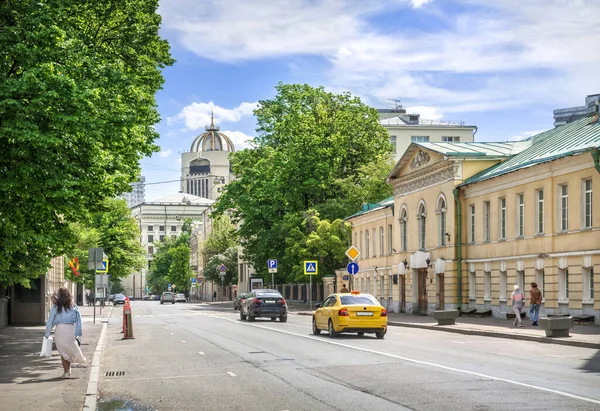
[202,247,239,288]
[213,83,392,280]
[109,280,125,295]
[148,222,193,295]
[201,215,237,265]
[284,210,352,282]
[0,0,174,286]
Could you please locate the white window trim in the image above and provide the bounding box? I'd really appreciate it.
[582,178,593,229]
[484,271,491,301]
[469,204,475,244]
[499,198,506,240]
[483,201,490,242]
[417,201,427,250]
[499,270,507,302]
[559,184,569,232]
[517,193,524,238]
[437,195,447,247]
[536,189,544,235]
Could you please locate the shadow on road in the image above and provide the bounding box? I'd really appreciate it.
[580,350,600,374]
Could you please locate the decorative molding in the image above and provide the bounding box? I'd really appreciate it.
[500,261,507,272]
[393,165,455,196]
[536,259,544,270]
[558,257,568,269]
[583,255,593,268]
[484,262,491,272]
[410,150,431,169]
[516,260,524,271]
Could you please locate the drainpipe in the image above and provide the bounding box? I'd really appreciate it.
[592,149,600,175]
[452,188,462,311]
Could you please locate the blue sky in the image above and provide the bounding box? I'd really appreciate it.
[143,0,600,201]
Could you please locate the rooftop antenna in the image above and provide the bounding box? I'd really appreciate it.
[388,99,403,112]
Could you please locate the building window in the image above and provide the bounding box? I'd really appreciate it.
[468,205,475,243]
[517,194,524,238]
[499,198,506,240]
[359,231,363,259]
[159,235,165,242]
[483,201,490,242]
[418,203,426,250]
[387,224,393,255]
[401,209,408,252]
[517,270,524,291]
[560,184,568,231]
[390,135,397,153]
[379,227,384,256]
[354,233,357,248]
[365,230,370,258]
[411,136,430,142]
[484,271,491,300]
[171,225,177,232]
[148,225,154,232]
[372,229,376,257]
[559,268,569,300]
[159,225,165,232]
[499,270,507,301]
[148,246,153,255]
[442,136,460,142]
[469,270,476,299]
[583,179,593,228]
[536,189,544,234]
[148,235,154,243]
[583,267,594,301]
[437,197,447,246]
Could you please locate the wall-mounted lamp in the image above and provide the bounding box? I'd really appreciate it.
[403,259,409,269]
[445,232,451,243]
[426,257,432,268]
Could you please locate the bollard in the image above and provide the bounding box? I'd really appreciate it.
[122,299,134,339]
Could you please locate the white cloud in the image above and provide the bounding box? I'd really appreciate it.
[222,130,254,150]
[160,150,172,158]
[160,0,600,117]
[169,101,258,131]
[406,106,443,120]
[509,130,545,142]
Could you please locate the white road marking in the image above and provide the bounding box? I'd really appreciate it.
[104,373,226,382]
[182,340,186,343]
[227,372,236,377]
[170,333,174,335]
[198,352,205,355]
[222,317,600,406]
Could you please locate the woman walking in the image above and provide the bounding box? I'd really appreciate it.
[44,287,86,378]
[511,285,525,327]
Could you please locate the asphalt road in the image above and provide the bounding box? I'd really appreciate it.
[98,301,600,411]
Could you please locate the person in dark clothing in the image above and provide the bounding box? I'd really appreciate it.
[529,282,543,326]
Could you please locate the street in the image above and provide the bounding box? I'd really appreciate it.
[98,302,600,411]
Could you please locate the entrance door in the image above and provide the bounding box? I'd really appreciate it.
[437,273,445,310]
[418,268,428,314]
[400,275,406,313]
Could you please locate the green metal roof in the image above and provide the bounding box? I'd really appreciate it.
[416,141,528,157]
[345,196,394,220]
[462,114,600,186]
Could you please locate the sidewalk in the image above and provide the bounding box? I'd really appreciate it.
[0,304,110,411]
[286,301,600,349]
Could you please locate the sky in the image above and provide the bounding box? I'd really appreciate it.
[143,0,600,201]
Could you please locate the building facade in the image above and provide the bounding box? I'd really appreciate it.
[119,176,146,208]
[378,106,477,161]
[342,113,600,324]
[553,94,599,127]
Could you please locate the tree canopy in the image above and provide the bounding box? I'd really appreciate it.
[201,215,238,287]
[213,83,393,282]
[0,0,173,286]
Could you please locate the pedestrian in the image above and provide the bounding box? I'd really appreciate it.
[212,291,217,301]
[511,285,525,327]
[340,284,349,293]
[44,287,86,378]
[529,282,543,326]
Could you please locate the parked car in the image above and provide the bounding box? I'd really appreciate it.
[113,294,127,305]
[312,291,387,339]
[142,294,150,301]
[175,293,186,302]
[234,293,249,310]
[152,294,160,301]
[160,292,175,304]
[239,289,287,322]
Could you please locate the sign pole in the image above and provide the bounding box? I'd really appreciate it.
[309,275,312,311]
[93,267,96,324]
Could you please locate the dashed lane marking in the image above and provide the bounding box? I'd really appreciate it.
[227,372,236,377]
[198,352,205,355]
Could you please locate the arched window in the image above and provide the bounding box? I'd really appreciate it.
[400,207,408,251]
[437,195,447,246]
[418,202,426,250]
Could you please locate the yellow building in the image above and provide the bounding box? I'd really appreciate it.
[344,113,600,324]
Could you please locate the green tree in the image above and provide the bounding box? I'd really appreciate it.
[148,222,193,295]
[0,0,174,286]
[213,83,392,280]
[201,215,237,265]
[284,210,352,282]
[202,247,239,288]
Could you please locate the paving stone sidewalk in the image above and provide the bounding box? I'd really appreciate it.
[0,305,108,411]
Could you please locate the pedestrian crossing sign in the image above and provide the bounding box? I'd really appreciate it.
[303,261,318,275]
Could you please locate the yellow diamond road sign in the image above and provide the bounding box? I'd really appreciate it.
[345,246,361,261]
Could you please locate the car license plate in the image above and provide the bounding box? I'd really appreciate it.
[356,312,373,316]
[264,300,276,304]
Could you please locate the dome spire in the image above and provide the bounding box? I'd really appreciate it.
[210,108,215,128]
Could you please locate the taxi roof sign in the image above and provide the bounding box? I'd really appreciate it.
[345,246,361,261]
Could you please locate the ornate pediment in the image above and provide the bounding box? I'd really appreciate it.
[410,150,431,169]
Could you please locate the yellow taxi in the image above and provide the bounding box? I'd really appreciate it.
[312,291,387,339]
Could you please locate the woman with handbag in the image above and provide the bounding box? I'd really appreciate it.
[511,285,525,328]
[44,287,86,378]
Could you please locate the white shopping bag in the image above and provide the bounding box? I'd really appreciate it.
[39,336,53,357]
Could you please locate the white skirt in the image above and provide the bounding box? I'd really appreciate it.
[54,323,86,364]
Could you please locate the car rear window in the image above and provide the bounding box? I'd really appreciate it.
[340,295,378,305]
[256,293,282,299]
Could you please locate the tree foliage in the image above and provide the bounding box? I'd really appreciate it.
[148,222,192,295]
[213,83,393,281]
[200,214,238,287]
[0,0,174,286]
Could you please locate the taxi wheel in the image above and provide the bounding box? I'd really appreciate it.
[312,317,321,335]
[328,319,338,338]
[375,331,385,339]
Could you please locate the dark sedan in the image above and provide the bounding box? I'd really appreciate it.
[234,293,249,310]
[113,294,126,304]
[240,289,287,322]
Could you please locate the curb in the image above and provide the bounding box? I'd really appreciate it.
[83,305,113,411]
[288,311,600,349]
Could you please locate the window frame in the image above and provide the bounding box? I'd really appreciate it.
[559,184,568,232]
[483,201,490,242]
[400,209,408,252]
[411,136,430,143]
[468,204,475,243]
[365,230,370,258]
[387,224,393,255]
[517,193,524,238]
[499,197,506,240]
[437,196,447,247]
[536,189,544,235]
[441,136,460,142]
[418,203,426,250]
[582,178,593,229]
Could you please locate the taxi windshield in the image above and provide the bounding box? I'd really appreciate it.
[340,295,379,305]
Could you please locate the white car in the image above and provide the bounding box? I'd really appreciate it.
[175,293,186,303]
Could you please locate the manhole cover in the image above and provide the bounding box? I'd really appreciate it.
[105,371,126,377]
